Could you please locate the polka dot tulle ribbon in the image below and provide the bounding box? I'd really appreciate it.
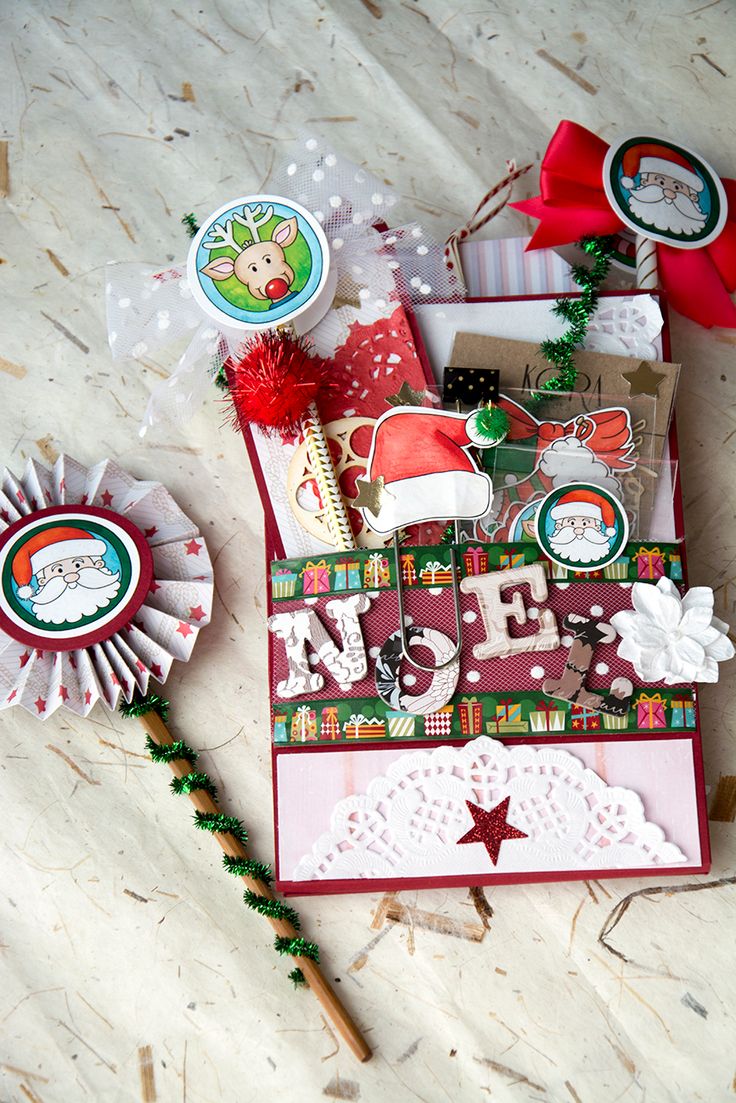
[105,136,462,435]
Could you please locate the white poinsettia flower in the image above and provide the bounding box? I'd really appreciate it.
[610,577,734,685]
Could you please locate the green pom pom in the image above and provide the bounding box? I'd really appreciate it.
[467,405,509,446]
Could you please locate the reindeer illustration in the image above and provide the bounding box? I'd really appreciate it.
[199,203,299,302]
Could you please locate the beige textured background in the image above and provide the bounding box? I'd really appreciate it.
[2,2,735,1101]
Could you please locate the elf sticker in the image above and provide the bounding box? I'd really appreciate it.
[187,195,332,330]
[0,506,152,650]
[603,135,727,249]
[534,483,629,574]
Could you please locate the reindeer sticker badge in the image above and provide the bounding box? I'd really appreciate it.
[187,195,334,331]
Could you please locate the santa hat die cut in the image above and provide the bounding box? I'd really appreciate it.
[357,408,503,536]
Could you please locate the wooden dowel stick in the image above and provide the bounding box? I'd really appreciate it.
[138,709,371,1063]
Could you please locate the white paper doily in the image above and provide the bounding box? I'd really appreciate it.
[293,738,686,880]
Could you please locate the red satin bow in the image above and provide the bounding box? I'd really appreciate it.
[510,120,736,329]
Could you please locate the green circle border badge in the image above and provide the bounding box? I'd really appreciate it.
[603,134,727,250]
[0,505,153,651]
[535,482,629,574]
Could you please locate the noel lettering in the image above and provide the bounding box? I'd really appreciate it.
[268,564,632,716]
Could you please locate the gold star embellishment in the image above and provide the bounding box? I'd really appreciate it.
[352,475,385,517]
[332,291,364,311]
[621,360,667,398]
[385,381,426,408]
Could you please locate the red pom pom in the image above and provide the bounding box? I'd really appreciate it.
[226,330,333,436]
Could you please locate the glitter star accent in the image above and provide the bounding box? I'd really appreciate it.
[352,474,385,517]
[456,796,528,866]
[621,360,667,398]
[385,380,426,408]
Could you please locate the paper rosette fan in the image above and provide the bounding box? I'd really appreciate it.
[0,454,211,718]
[0,451,370,1061]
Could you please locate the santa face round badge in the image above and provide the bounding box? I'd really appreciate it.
[0,506,153,650]
[603,135,727,250]
[187,194,334,332]
[535,483,629,574]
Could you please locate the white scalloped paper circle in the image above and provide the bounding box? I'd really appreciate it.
[293,738,686,881]
[0,454,212,719]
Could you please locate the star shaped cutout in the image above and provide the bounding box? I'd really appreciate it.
[621,360,667,398]
[385,380,426,408]
[456,796,528,866]
[100,489,114,507]
[352,474,385,517]
[184,539,202,556]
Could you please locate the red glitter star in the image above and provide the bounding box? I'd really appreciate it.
[100,489,114,506]
[189,605,206,622]
[456,796,528,866]
[184,539,202,556]
[34,696,46,714]
[176,621,194,638]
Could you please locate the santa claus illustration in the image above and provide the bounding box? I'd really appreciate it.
[13,527,121,625]
[547,489,617,565]
[620,143,707,237]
